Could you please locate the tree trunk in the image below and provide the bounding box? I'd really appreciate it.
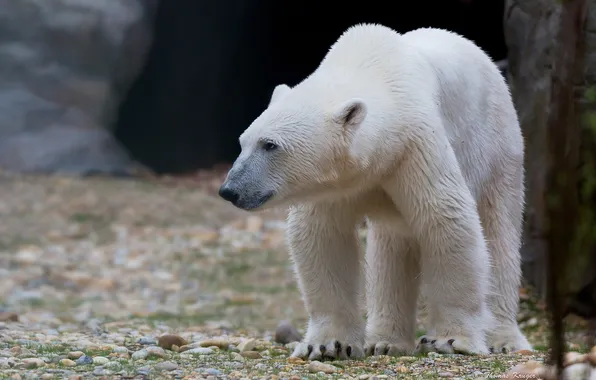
[544,0,588,371]
[505,0,561,296]
[505,0,596,299]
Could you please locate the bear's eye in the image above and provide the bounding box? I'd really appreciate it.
[263,142,278,152]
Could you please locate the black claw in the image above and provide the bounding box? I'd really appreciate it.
[320,344,326,353]
[383,346,389,355]
[346,345,352,357]
[334,341,342,356]
[431,340,436,345]
[489,347,495,353]
[420,337,428,344]
[447,339,455,345]
[307,344,313,356]
[502,347,507,354]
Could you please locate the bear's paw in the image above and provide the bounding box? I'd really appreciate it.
[364,341,414,357]
[415,335,489,355]
[290,339,365,361]
[487,329,532,354]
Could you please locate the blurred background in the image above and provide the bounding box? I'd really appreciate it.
[0,0,595,378]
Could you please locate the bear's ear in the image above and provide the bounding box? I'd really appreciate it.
[332,98,367,127]
[268,84,292,106]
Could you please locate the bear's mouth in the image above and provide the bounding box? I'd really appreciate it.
[234,190,275,211]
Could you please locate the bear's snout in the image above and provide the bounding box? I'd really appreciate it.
[218,184,240,205]
[218,180,274,211]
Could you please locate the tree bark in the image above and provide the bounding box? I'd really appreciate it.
[544,0,588,373]
[505,0,562,296]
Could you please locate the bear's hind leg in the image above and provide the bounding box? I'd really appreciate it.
[364,221,420,356]
[383,148,491,355]
[287,202,366,361]
[480,172,532,353]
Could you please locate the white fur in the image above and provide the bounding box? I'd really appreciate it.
[229,23,531,359]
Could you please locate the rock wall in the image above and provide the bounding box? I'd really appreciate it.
[0,0,157,175]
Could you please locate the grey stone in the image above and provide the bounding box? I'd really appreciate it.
[137,336,156,345]
[204,368,222,376]
[131,349,148,361]
[0,0,158,175]
[274,320,302,345]
[75,355,93,365]
[155,361,178,371]
[179,347,214,356]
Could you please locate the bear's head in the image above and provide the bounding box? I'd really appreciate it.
[218,83,368,211]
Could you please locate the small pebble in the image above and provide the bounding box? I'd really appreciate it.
[138,336,156,345]
[104,361,121,370]
[180,347,214,356]
[60,358,76,367]
[563,363,591,380]
[113,346,128,354]
[237,338,256,352]
[199,338,229,350]
[254,363,268,370]
[564,351,586,366]
[155,361,178,371]
[75,355,93,365]
[287,357,305,364]
[0,312,18,322]
[587,351,596,365]
[307,360,337,374]
[231,352,245,362]
[132,349,149,361]
[274,320,302,344]
[241,350,262,359]
[92,368,109,376]
[158,335,188,350]
[137,366,151,376]
[23,358,45,369]
[92,356,109,365]
[0,358,10,369]
[146,345,167,358]
[68,351,84,359]
[205,368,222,376]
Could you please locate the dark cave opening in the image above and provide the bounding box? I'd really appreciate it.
[114,0,507,174]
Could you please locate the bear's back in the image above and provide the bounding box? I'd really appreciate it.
[298,24,522,201]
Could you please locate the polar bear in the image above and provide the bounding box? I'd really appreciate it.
[218,23,532,360]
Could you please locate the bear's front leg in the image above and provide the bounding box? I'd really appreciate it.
[382,150,491,355]
[364,221,421,356]
[286,203,365,360]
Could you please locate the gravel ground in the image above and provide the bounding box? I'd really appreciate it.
[0,171,593,379]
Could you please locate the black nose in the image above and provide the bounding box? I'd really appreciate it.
[218,185,239,204]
